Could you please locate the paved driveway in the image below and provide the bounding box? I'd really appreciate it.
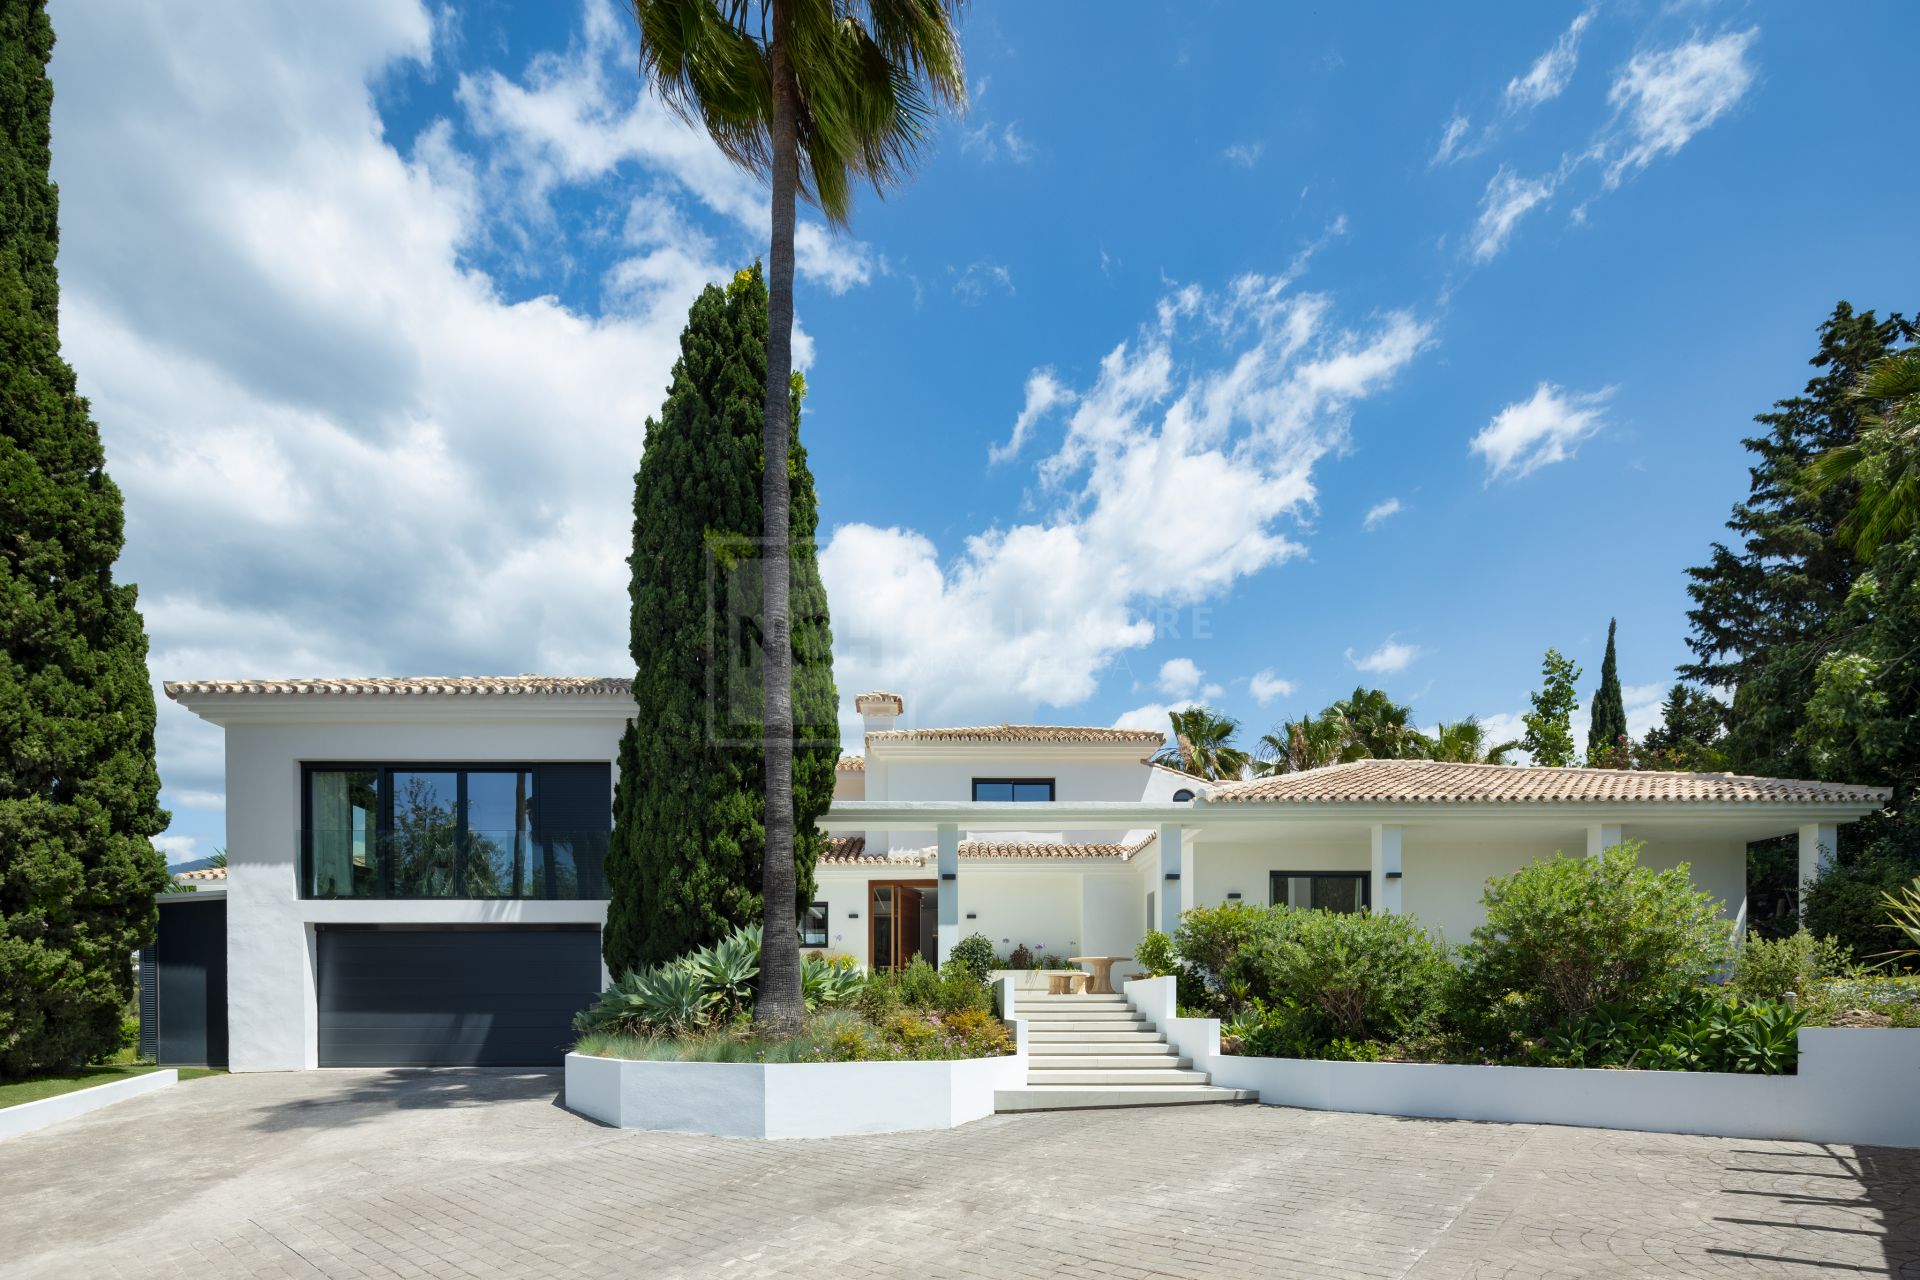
[2,1069,1916,1278]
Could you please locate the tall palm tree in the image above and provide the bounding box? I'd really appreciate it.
[1425,716,1521,765]
[630,0,966,1031]
[1255,710,1350,775]
[1153,706,1251,781]
[1331,687,1425,761]
[1808,345,1920,557]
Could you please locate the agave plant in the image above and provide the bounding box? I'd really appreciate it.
[800,953,865,1011]
[634,963,718,1033]
[1874,877,1920,969]
[683,923,762,1016]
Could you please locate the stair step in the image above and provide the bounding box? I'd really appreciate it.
[1026,1068,1211,1085]
[1029,1029,1164,1043]
[1020,1020,1149,1033]
[1026,1055,1188,1070]
[1017,1008,1143,1020]
[994,1085,1257,1112]
[1012,995,1127,1006]
[1029,1041,1176,1056]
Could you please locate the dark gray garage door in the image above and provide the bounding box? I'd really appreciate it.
[317,926,601,1067]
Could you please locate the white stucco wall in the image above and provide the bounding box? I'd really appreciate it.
[219,708,625,1072]
[861,749,1167,854]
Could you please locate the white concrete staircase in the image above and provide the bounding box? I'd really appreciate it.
[994,992,1256,1112]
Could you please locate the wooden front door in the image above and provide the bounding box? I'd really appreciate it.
[870,879,938,971]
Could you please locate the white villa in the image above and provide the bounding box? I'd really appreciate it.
[155,678,1889,1073]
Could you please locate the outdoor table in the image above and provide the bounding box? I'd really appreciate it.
[1067,955,1132,996]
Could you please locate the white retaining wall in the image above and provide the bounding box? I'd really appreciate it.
[1121,977,1920,1148]
[564,1050,1026,1139]
[0,1070,178,1143]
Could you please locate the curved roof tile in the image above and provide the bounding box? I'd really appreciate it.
[1205,759,1890,806]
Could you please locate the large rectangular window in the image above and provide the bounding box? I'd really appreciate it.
[302,764,608,900]
[971,778,1055,802]
[1270,872,1370,914]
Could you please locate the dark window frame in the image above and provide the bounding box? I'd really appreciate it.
[300,761,607,901]
[798,901,830,948]
[970,777,1057,802]
[1268,870,1372,913]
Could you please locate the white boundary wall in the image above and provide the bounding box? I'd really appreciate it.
[1122,977,1920,1148]
[564,1050,1026,1139]
[0,1070,178,1143]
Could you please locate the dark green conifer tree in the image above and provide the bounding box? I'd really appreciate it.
[1585,619,1627,764]
[602,267,838,976]
[0,0,169,1078]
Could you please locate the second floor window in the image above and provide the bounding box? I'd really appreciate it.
[972,778,1055,802]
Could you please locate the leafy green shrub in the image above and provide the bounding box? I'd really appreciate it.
[1174,902,1284,996]
[933,967,991,1016]
[852,972,901,1024]
[948,932,997,980]
[1730,930,1851,1002]
[1136,930,1176,977]
[1005,943,1034,969]
[940,1007,1013,1057]
[1538,991,1805,1075]
[894,956,941,1008]
[1225,909,1450,1050]
[1452,843,1733,1047]
[1037,953,1063,970]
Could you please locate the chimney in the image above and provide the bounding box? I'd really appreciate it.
[855,691,904,734]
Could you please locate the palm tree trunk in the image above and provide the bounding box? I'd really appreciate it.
[754,29,804,1034]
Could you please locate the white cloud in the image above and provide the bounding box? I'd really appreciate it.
[454,0,873,293]
[1363,497,1403,531]
[1431,114,1472,167]
[961,120,1032,164]
[1223,141,1262,168]
[1249,670,1295,705]
[152,834,203,864]
[821,274,1431,736]
[1601,29,1758,187]
[990,369,1075,464]
[1346,638,1422,675]
[1505,9,1595,113]
[1471,382,1614,481]
[1158,658,1204,698]
[1113,700,1196,733]
[952,260,1015,303]
[1471,166,1556,262]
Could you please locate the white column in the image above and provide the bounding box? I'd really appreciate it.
[1370,824,1403,915]
[1158,822,1184,936]
[936,822,959,964]
[1586,823,1623,857]
[1798,822,1838,916]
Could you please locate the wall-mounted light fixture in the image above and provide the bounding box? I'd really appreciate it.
[965,911,978,920]
[940,872,957,882]
[1164,872,1180,882]
[1385,870,1403,880]
[847,911,860,919]
[1226,891,1242,901]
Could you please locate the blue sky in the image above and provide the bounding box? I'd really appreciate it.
[44,2,1919,864]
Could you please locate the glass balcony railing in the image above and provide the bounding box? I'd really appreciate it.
[299,828,608,900]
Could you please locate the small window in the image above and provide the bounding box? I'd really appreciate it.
[799,901,830,948]
[1270,872,1370,914]
[972,778,1055,802]
[1171,788,1195,802]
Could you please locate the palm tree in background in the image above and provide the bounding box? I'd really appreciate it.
[1153,706,1251,781]
[629,0,966,1031]
[1808,344,1920,557]
[1425,716,1521,765]
[1255,711,1349,775]
[1331,686,1426,761]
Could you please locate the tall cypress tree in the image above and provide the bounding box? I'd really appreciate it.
[603,267,837,976]
[1586,618,1627,763]
[0,0,169,1078]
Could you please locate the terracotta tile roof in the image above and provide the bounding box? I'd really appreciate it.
[867,724,1166,747]
[816,834,1155,867]
[1206,759,1892,806]
[165,676,632,699]
[837,755,866,772]
[171,866,228,882]
[165,676,631,699]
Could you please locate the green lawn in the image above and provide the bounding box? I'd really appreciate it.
[0,1062,222,1110]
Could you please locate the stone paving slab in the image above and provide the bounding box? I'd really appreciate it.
[2,1069,1916,1278]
